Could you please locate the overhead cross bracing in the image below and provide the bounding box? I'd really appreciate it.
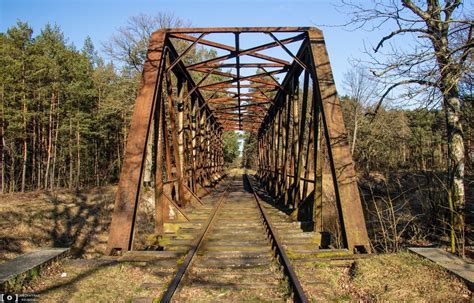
[105,27,371,256]
[164,27,310,132]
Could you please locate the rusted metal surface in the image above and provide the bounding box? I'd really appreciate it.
[165,27,313,33]
[255,28,370,252]
[105,31,166,255]
[106,27,370,255]
[308,29,370,252]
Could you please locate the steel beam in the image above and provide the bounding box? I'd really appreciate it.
[307,29,370,252]
[106,27,370,256]
[106,31,166,255]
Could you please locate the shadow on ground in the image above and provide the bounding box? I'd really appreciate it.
[0,187,116,262]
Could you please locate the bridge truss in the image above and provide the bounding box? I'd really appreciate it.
[106,27,370,255]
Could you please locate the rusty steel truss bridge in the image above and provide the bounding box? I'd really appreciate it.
[106,27,370,258]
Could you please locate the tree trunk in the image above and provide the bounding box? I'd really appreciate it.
[21,80,28,192]
[0,84,4,193]
[122,112,127,160]
[351,106,358,155]
[116,139,121,175]
[0,129,4,194]
[32,106,36,190]
[51,91,60,190]
[9,143,15,192]
[444,91,465,256]
[69,118,73,190]
[95,139,99,186]
[21,118,27,191]
[37,109,43,189]
[76,123,81,189]
[44,92,55,190]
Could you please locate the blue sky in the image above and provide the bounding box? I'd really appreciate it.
[1,0,386,94]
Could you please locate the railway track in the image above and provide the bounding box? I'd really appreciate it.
[160,175,308,302]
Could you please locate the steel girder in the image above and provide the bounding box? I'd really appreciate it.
[106,27,370,255]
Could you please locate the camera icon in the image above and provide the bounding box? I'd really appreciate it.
[1,294,18,303]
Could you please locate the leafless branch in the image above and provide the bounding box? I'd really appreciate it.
[374,28,431,52]
[368,79,437,121]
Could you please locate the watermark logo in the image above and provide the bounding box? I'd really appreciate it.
[1,294,17,303]
[1,294,39,302]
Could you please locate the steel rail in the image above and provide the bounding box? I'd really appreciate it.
[160,178,232,303]
[244,174,309,303]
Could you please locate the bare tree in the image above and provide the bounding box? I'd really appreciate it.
[343,66,380,154]
[103,13,189,72]
[341,0,473,255]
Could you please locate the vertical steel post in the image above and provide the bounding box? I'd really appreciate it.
[106,31,167,255]
[308,29,370,252]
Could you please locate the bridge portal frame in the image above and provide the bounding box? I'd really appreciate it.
[106,27,370,255]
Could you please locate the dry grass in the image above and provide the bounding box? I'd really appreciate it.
[26,259,174,302]
[227,168,256,177]
[175,287,285,303]
[0,186,117,262]
[296,263,352,302]
[1,183,472,302]
[0,185,161,261]
[348,252,471,302]
[295,252,471,302]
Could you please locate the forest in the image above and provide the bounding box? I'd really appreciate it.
[2,18,472,192]
[0,22,135,192]
[1,5,472,256]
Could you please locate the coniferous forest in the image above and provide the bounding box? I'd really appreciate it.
[1,19,473,195]
[1,21,138,192]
